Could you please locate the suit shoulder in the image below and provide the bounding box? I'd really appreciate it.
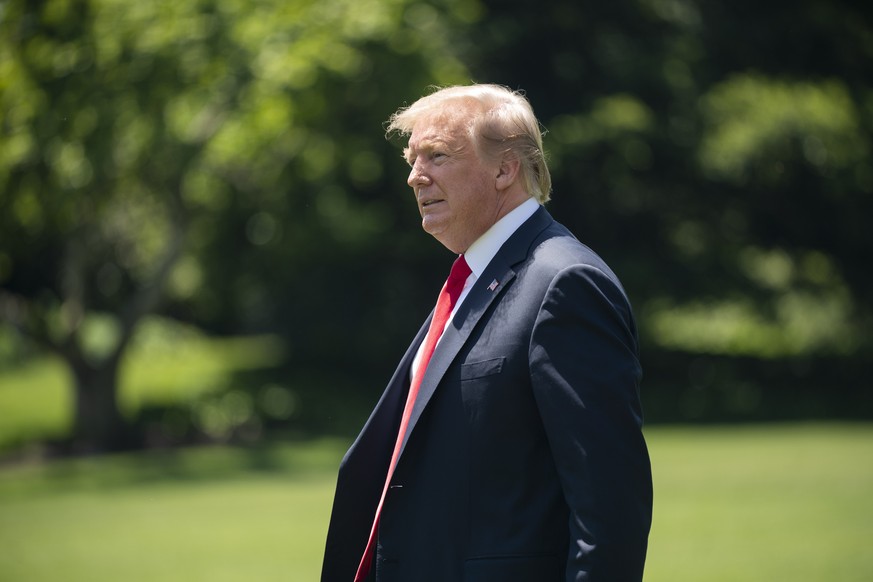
[528,221,621,284]
[525,223,637,333]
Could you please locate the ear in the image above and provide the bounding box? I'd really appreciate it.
[495,153,521,191]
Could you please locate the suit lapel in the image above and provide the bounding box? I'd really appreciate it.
[397,207,554,457]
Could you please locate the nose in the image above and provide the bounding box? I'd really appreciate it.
[407,161,429,188]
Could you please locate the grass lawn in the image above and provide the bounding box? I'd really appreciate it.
[644,423,873,581]
[0,439,346,581]
[0,424,871,581]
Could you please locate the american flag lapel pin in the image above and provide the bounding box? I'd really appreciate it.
[487,279,499,291]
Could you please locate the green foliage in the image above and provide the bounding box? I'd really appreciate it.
[644,246,859,357]
[699,74,867,181]
[0,0,481,448]
[467,0,873,368]
[2,0,872,439]
[0,0,473,316]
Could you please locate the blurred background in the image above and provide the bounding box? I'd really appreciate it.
[1,0,871,580]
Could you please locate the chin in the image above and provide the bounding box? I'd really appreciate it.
[421,219,444,237]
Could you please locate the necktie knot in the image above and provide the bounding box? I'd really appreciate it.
[445,255,472,299]
[430,255,471,342]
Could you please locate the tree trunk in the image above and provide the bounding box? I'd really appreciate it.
[67,353,140,453]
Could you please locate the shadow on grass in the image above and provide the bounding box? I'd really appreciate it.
[0,437,349,499]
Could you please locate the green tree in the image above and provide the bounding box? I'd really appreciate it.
[0,0,476,450]
[463,0,873,418]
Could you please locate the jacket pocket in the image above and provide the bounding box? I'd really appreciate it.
[464,553,562,581]
[460,357,505,381]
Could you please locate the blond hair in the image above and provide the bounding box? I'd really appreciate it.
[386,84,552,203]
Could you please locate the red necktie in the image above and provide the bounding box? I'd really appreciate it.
[354,255,472,582]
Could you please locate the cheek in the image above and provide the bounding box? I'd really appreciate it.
[460,180,492,213]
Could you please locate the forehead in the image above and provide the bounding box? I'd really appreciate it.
[407,113,469,149]
[408,98,486,148]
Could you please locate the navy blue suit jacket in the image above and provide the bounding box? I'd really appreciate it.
[322,207,652,581]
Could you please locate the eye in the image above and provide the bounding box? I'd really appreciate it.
[431,151,446,161]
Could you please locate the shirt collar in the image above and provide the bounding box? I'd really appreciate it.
[463,197,540,278]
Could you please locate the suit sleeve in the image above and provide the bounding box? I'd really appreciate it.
[529,264,653,582]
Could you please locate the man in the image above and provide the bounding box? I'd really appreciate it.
[322,84,652,582]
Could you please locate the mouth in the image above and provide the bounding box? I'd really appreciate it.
[420,198,444,208]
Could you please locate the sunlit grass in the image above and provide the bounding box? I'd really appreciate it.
[119,331,285,414]
[0,358,72,447]
[0,320,284,451]
[0,425,871,581]
[1,478,333,581]
[0,439,347,582]
[644,423,873,581]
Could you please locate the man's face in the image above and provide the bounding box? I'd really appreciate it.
[404,111,503,254]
